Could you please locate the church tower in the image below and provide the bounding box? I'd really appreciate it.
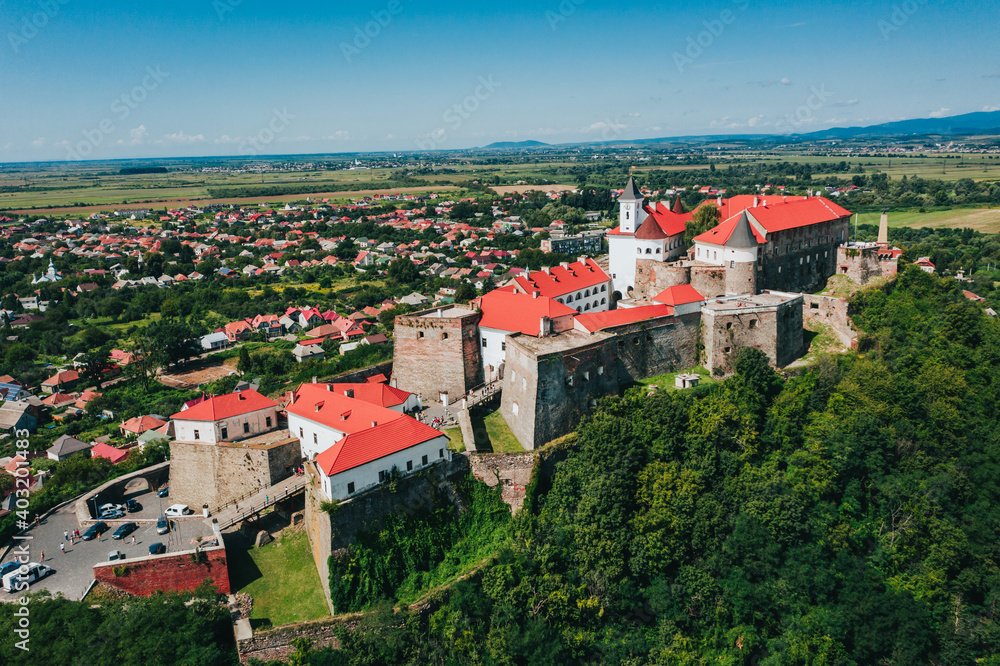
[618,176,645,234]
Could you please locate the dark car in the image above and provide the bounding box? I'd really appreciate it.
[81,522,108,541]
[148,543,166,556]
[157,487,169,498]
[112,522,138,540]
[156,516,169,535]
[124,499,141,513]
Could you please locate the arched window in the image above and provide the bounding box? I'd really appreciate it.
[576,293,582,301]
[656,248,661,254]
[585,289,590,297]
[637,248,642,255]
[601,298,607,304]
[601,285,607,292]
[584,303,591,311]
[645,248,652,254]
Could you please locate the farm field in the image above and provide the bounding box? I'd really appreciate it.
[855,208,1000,234]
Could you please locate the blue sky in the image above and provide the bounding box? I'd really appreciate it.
[1,0,998,162]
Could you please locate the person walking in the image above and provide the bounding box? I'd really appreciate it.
[39,550,44,562]
[64,530,68,541]
[60,543,65,554]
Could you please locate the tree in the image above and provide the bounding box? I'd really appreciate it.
[237,346,252,375]
[387,257,420,285]
[454,282,476,304]
[685,204,721,243]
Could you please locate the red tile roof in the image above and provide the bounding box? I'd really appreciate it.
[694,211,768,246]
[478,289,576,336]
[42,369,79,386]
[288,384,406,435]
[121,415,168,434]
[91,442,129,464]
[653,285,706,306]
[321,383,414,409]
[171,390,277,421]
[511,258,610,300]
[574,304,674,333]
[316,416,446,476]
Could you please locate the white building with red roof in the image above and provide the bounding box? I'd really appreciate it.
[474,289,577,382]
[508,258,612,314]
[286,382,448,500]
[170,389,279,444]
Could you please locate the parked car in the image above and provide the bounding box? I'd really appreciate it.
[108,550,124,562]
[99,508,125,520]
[148,543,166,556]
[164,504,192,517]
[98,503,124,514]
[157,487,169,498]
[156,516,169,535]
[124,499,141,513]
[1,563,52,592]
[0,562,19,580]
[81,522,108,541]
[112,523,138,540]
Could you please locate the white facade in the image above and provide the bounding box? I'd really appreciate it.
[288,411,348,461]
[550,281,612,313]
[319,435,451,501]
[173,407,278,444]
[694,242,758,267]
[619,195,646,235]
[479,326,510,382]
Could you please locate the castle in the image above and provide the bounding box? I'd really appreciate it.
[393,179,898,450]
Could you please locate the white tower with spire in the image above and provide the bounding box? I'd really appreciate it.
[618,176,646,234]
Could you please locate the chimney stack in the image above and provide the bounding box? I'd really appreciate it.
[753,197,759,208]
[542,266,551,274]
[560,261,570,269]
[371,421,377,428]
[312,376,318,384]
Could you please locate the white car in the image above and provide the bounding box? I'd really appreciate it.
[163,504,193,517]
[98,503,124,515]
[1,563,53,592]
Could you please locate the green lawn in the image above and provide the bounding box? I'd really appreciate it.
[483,411,525,453]
[639,366,716,391]
[229,528,328,627]
[854,208,1000,234]
[444,427,466,453]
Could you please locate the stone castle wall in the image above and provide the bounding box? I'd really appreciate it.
[169,438,301,513]
[392,307,483,401]
[610,312,701,382]
[702,295,804,374]
[802,294,858,349]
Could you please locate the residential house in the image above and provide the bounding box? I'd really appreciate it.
[293,343,326,363]
[41,369,80,394]
[120,414,168,438]
[200,332,230,351]
[46,435,92,461]
[0,402,37,433]
[224,320,253,343]
[90,442,129,464]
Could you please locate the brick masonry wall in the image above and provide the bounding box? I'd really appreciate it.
[238,617,354,664]
[468,453,535,514]
[690,266,728,298]
[611,312,701,382]
[501,336,619,450]
[169,439,302,513]
[802,294,858,349]
[702,296,804,374]
[392,308,483,401]
[93,546,229,596]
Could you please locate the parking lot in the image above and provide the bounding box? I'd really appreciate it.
[0,488,215,601]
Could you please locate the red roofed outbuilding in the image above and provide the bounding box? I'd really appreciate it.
[170,390,279,443]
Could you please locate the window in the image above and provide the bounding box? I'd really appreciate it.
[481,337,487,348]
[724,347,732,354]
[749,320,758,329]
[512,401,519,416]
[726,322,733,330]
[442,332,448,340]
[379,470,387,483]
[501,341,506,351]
[193,429,200,441]
[243,422,250,434]
[601,285,607,292]
[583,371,590,381]
[266,416,272,428]
[313,433,318,445]
[637,248,642,255]
[598,365,604,375]
[407,460,413,471]
[601,298,607,305]
[347,482,355,494]
[810,302,820,310]
[418,331,424,338]
[730,260,735,268]
[439,448,445,459]
[221,427,228,440]
[585,289,590,297]
[422,455,428,466]
[299,427,304,438]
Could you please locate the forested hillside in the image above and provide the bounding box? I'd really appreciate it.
[278,266,1000,665]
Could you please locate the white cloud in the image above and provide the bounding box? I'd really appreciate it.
[983,105,1000,112]
[780,77,792,85]
[928,107,950,118]
[646,126,663,132]
[384,133,395,140]
[31,137,46,147]
[213,135,242,144]
[626,112,642,118]
[323,131,351,140]
[161,131,205,144]
[128,125,148,145]
[581,121,627,134]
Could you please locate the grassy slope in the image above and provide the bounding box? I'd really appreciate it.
[229,528,329,627]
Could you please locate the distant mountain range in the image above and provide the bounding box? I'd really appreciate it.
[796,110,1000,140]
[477,110,1000,151]
[481,140,550,149]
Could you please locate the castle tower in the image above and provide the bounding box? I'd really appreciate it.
[723,212,759,296]
[618,176,645,234]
